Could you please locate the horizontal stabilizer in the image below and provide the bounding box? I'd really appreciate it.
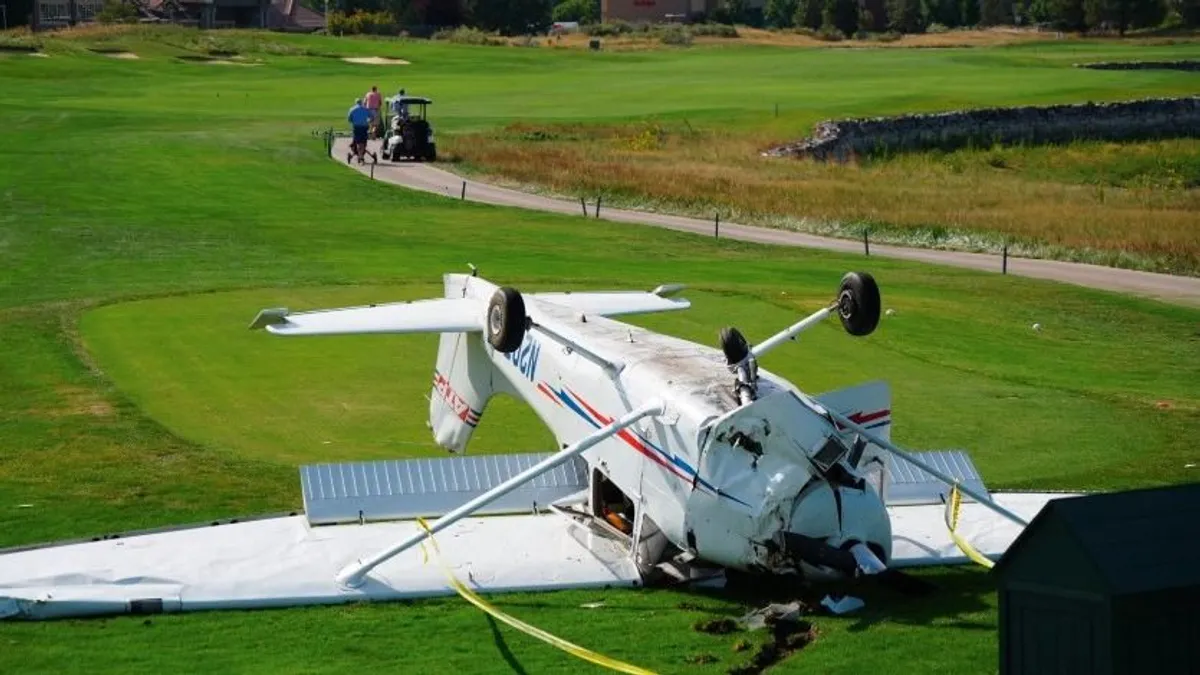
[884,450,989,506]
[300,453,590,525]
[249,298,484,336]
[531,287,689,317]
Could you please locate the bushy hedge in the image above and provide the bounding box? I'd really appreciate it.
[327,10,398,35]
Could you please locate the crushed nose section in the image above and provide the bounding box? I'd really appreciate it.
[782,481,893,580]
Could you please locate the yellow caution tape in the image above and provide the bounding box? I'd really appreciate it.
[416,517,658,675]
[944,485,995,569]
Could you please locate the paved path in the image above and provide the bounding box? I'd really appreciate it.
[334,138,1200,308]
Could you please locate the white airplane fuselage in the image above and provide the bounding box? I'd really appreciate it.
[430,275,895,578]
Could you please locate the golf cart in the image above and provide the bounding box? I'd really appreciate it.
[381,95,436,162]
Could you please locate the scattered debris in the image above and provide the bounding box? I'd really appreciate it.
[736,601,805,631]
[1031,322,1042,332]
[694,617,739,634]
[1185,463,1196,469]
[685,653,718,665]
[885,308,896,316]
[820,594,865,615]
[579,601,605,609]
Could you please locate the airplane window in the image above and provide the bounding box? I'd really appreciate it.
[811,435,849,473]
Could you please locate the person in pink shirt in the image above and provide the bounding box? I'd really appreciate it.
[364,86,382,138]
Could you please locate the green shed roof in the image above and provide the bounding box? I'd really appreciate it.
[994,483,1200,596]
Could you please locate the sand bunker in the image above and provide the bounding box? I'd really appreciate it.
[177,55,261,66]
[28,52,50,58]
[105,52,139,59]
[342,56,411,65]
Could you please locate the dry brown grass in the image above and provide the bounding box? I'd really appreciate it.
[518,26,1190,51]
[444,123,1200,273]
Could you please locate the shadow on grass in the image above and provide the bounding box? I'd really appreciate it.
[486,614,529,675]
[481,564,995,632]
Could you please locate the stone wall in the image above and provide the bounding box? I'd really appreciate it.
[1077,60,1200,71]
[764,97,1200,162]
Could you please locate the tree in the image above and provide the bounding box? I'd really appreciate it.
[823,0,859,33]
[467,0,552,34]
[924,0,962,25]
[1041,0,1085,28]
[959,0,981,22]
[1083,0,1164,32]
[766,0,801,26]
[794,0,825,26]
[861,0,890,29]
[888,0,925,29]
[552,0,598,23]
[1171,0,1200,24]
[978,0,1013,24]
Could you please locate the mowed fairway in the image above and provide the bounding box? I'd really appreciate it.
[1,29,1199,674]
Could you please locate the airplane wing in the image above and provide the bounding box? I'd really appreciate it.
[530,285,690,317]
[248,298,484,336]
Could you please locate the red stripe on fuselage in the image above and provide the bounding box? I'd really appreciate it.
[566,388,692,482]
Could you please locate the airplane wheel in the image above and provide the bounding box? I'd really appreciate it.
[486,287,526,353]
[837,272,881,337]
[719,326,750,365]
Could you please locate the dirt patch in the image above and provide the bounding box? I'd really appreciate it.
[694,618,739,634]
[727,619,817,675]
[342,56,411,65]
[35,385,115,418]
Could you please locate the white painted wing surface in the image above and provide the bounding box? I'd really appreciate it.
[531,290,690,317]
[249,297,484,336]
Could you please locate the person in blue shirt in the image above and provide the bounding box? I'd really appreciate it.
[347,98,373,164]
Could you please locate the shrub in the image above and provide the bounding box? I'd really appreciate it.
[431,26,505,44]
[870,29,903,39]
[927,20,951,30]
[96,0,139,24]
[816,24,846,38]
[690,22,739,36]
[659,25,694,44]
[585,20,633,35]
[328,10,398,35]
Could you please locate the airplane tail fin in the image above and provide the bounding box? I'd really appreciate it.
[428,274,502,453]
[816,380,893,497]
[815,380,892,442]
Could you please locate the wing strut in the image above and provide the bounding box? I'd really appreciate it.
[335,398,667,589]
[800,394,1030,528]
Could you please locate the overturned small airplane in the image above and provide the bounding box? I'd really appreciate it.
[0,270,1062,620]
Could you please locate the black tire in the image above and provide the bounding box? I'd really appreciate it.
[719,326,750,365]
[486,287,526,353]
[426,144,437,162]
[836,272,881,337]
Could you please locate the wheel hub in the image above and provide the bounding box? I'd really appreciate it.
[489,305,503,335]
[838,289,856,319]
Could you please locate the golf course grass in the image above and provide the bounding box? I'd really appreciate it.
[1,27,1198,674]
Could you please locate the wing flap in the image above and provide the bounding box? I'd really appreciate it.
[250,298,484,336]
[531,288,689,317]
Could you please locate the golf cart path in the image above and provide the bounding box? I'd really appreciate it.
[334,138,1200,308]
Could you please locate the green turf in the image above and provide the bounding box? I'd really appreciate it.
[1,28,1199,674]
